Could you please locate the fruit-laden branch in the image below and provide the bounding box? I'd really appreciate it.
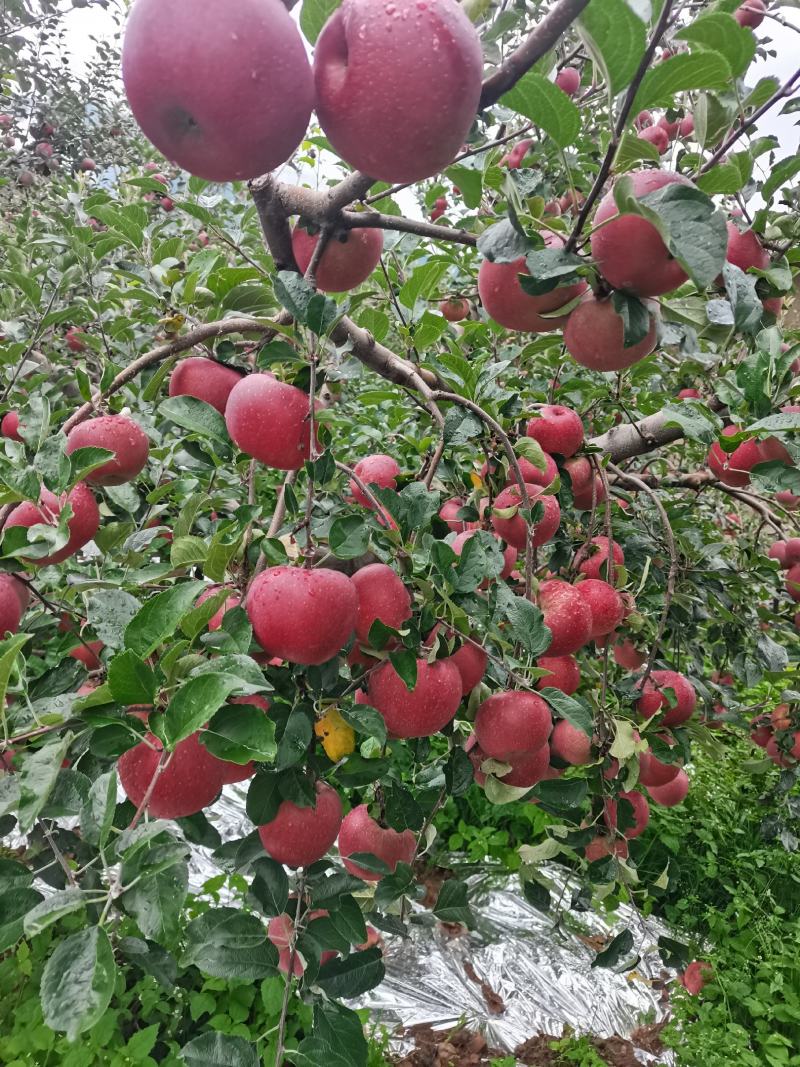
[62,317,282,432]
[479,0,592,108]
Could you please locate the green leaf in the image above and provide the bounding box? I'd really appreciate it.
[158,395,230,442]
[17,734,74,833]
[373,861,415,909]
[246,772,282,825]
[592,928,636,969]
[23,888,89,937]
[677,12,756,77]
[398,261,448,310]
[660,400,723,444]
[388,649,418,691]
[722,262,763,334]
[613,130,660,171]
[539,688,593,736]
[633,52,732,111]
[329,514,372,559]
[40,926,116,1041]
[0,633,31,726]
[757,633,788,673]
[500,72,581,149]
[338,701,387,745]
[181,1033,259,1067]
[445,746,475,797]
[433,879,474,926]
[520,247,583,296]
[611,291,652,347]
[295,1001,369,1067]
[443,406,483,446]
[0,887,42,953]
[476,218,530,264]
[578,0,647,94]
[164,672,242,747]
[125,581,205,657]
[86,589,141,649]
[762,156,800,205]
[170,535,208,569]
[444,163,483,210]
[273,271,338,333]
[108,649,158,705]
[203,702,276,764]
[452,529,504,593]
[276,707,314,770]
[249,857,289,916]
[182,908,278,980]
[68,446,115,487]
[613,176,728,289]
[696,152,753,195]
[522,879,551,913]
[497,587,551,657]
[121,862,189,943]
[316,946,385,998]
[80,771,118,848]
[530,777,588,814]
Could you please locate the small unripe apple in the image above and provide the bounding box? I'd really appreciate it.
[5,483,100,566]
[439,297,470,322]
[646,767,689,806]
[564,456,605,510]
[550,718,592,765]
[734,0,766,28]
[555,67,581,96]
[122,0,314,181]
[1,411,22,442]
[603,790,650,838]
[367,657,462,738]
[526,404,584,458]
[169,356,244,414]
[118,730,226,819]
[65,414,149,486]
[564,292,658,372]
[313,0,483,183]
[576,579,625,638]
[65,327,87,352]
[351,563,411,643]
[536,655,580,695]
[246,566,357,664]
[574,536,624,581]
[350,454,400,508]
[478,233,588,333]
[291,224,384,293]
[639,125,669,153]
[338,804,415,881]
[474,690,552,761]
[491,483,560,551]
[538,579,593,656]
[637,670,696,727]
[591,169,694,296]
[707,426,764,488]
[258,780,343,868]
[225,373,319,470]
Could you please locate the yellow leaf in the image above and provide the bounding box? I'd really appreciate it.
[314,707,355,762]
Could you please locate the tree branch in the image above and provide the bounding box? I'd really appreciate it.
[479,0,592,109]
[341,210,477,247]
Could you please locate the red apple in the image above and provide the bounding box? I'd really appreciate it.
[681,960,712,996]
[555,67,581,96]
[603,790,650,838]
[225,373,319,470]
[65,414,149,486]
[292,224,384,292]
[338,804,415,881]
[439,298,470,322]
[66,327,87,352]
[118,731,226,819]
[122,0,314,181]
[574,536,624,581]
[613,636,646,671]
[500,138,533,169]
[677,387,701,399]
[638,748,680,788]
[725,221,769,274]
[367,657,462,738]
[563,292,658,372]
[707,426,764,488]
[5,483,100,566]
[246,566,357,665]
[351,563,411,643]
[313,0,483,183]
[169,356,244,414]
[734,0,766,28]
[439,497,475,533]
[474,690,552,761]
[639,125,669,153]
[430,196,447,222]
[637,670,696,727]
[536,655,580,695]
[69,640,104,671]
[679,114,694,137]
[646,767,689,806]
[490,483,561,551]
[196,585,241,630]
[0,574,28,636]
[258,780,343,868]
[350,454,400,507]
[576,579,624,638]
[550,719,592,765]
[563,456,605,510]
[1,411,22,442]
[526,405,583,458]
[538,579,593,656]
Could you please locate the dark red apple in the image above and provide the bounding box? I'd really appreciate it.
[367,657,462,738]
[563,292,658,372]
[538,580,593,656]
[338,803,415,881]
[225,373,319,470]
[118,730,226,819]
[525,405,583,458]
[292,224,384,292]
[474,690,552,761]
[5,483,100,566]
[351,563,411,643]
[491,484,560,551]
[258,780,342,868]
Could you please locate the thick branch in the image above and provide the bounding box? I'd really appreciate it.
[589,410,684,463]
[479,0,592,109]
[62,317,277,432]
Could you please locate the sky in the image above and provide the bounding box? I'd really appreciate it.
[58,0,799,203]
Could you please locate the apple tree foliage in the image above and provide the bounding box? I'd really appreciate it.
[0,0,799,1063]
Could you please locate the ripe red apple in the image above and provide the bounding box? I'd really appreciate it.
[677,387,701,399]
[591,169,694,296]
[338,804,415,881]
[563,456,605,510]
[509,452,558,489]
[168,356,244,414]
[35,141,53,158]
[258,780,343,868]
[291,224,384,293]
[447,637,488,695]
[679,114,694,137]
[734,0,766,28]
[536,654,580,695]
[159,196,175,212]
[604,790,650,838]
[466,734,551,788]
[367,657,462,738]
[656,114,680,139]
[474,690,552,761]
[769,540,788,566]
[638,748,680,788]
[635,110,653,129]
[639,125,669,153]
[313,0,483,183]
[439,298,470,322]
[564,292,658,372]
[122,0,314,181]
[65,414,149,486]
[118,731,226,819]
[6,483,100,566]
[349,454,400,507]
[478,233,588,333]
[69,640,104,670]
[681,960,713,996]
[351,563,411,643]
[526,404,583,458]
[574,536,624,581]
[501,138,533,169]
[767,730,800,767]
[196,585,241,630]
[1,411,22,442]
[452,530,517,582]
[225,373,319,470]
[585,835,629,862]
[246,566,357,664]
[538,580,594,656]
[725,221,769,274]
[430,196,447,222]
[785,563,800,602]
[613,636,646,671]
[0,574,28,636]
[79,157,96,172]
[550,719,591,765]
[576,579,624,638]
[66,327,87,352]
[707,426,764,488]
[491,484,561,551]
[555,66,581,96]
[439,497,475,532]
[646,767,689,806]
[637,670,696,727]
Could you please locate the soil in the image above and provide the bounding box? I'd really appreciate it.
[392,1020,668,1066]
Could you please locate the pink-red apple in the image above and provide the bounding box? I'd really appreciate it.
[258,780,343,867]
[338,803,415,881]
[168,356,244,415]
[292,224,384,292]
[65,414,149,486]
[225,373,319,470]
[367,657,462,738]
[563,292,657,372]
